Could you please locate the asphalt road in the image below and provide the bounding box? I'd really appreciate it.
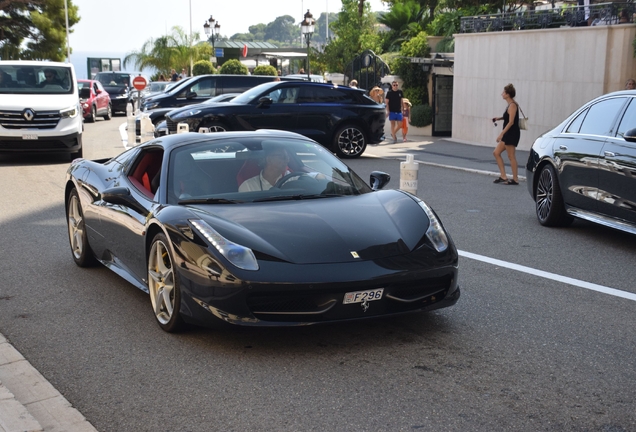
[0,118,635,432]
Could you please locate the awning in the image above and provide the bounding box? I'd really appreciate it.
[260,52,308,58]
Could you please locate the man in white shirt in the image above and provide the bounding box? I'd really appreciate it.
[239,148,291,192]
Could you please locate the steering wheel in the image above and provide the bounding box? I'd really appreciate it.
[273,172,315,189]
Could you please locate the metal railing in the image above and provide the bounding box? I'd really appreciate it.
[460,2,635,33]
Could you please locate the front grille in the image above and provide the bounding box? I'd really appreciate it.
[166,118,177,133]
[0,109,61,130]
[246,274,455,322]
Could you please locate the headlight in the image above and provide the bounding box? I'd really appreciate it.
[82,103,88,109]
[115,93,128,99]
[60,105,79,119]
[190,219,259,271]
[415,199,449,253]
[145,101,159,110]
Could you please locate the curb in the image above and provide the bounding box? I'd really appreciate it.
[0,334,98,432]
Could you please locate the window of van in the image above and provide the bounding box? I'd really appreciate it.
[0,65,74,95]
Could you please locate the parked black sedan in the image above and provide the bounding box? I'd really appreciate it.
[162,81,386,158]
[526,90,636,234]
[65,130,459,332]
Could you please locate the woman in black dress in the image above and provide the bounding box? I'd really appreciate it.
[492,83,520,185]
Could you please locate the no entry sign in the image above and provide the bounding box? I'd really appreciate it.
[132,75,148,91]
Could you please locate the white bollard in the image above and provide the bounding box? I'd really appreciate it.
[399,154,419,195]
[198,127,209,133]
[139,113,155,143]
[126,104,136,146]
[177,123,189,134]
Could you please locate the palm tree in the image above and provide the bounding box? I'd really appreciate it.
[123,26,211,75]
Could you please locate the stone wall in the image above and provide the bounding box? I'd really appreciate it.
[452,24,636,150]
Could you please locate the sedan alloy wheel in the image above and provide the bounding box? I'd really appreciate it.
[67,189,96,267]
[535,164,572,227]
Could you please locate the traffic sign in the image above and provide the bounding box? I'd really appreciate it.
[215,48,224,58]
[132,75,147,91]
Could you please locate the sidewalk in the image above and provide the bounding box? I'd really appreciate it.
[0,334,97,432]
[373,122,529,181]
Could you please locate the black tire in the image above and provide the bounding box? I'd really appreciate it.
[103,103,112,120]
[70,146,83,161]
[66,188,97,267]
[535,164,573,227]
[148,233,185,332]
[87,105,96,123]
[333,124,367,158]
[200,121,229,133]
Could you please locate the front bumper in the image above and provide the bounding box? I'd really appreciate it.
[0,131,82,153]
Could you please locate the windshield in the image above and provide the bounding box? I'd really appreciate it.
[167,136,371,205]
[231,82,279,105]
[95,72,130,87]
[0,64,74,95]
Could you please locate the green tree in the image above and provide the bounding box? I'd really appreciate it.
[123,26,211,76]
[218,59,248,75]
[264,15,298,44]
[192,59,216,75]
[252,65,277,76]
[378,0,425,50]
[0,0,79,61]
[393,31,430,105]
[320,0,381,74]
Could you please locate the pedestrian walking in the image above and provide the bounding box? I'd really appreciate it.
[492,83,520,185]
[401,98,412,142]
[170,69,178,81]
[350,79,358,88]
[180,68,188,79]
[385,81,404,143]
[369,86,384,104]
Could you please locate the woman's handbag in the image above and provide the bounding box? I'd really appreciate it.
[518,104,528,130]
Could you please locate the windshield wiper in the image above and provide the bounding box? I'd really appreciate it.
[253,194,338,202]
[178,198,242,205]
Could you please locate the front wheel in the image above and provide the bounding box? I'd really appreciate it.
[535,164,573,227]
[200,121,228,133]
[66,188,97,267]
[87,105,96,123]
[103,103,112,120]
[333,124,367,158]
[148,233,184,332]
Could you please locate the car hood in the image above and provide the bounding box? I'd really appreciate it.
[167,102,231,118]
[103,86,128,96]
[187,190,431,265]
[1,93,79,111]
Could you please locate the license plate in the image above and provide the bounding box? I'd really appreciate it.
[22,134,38,140]
[343,288,384,304]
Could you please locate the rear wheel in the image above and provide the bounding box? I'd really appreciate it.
[67,188,97,267]
[148,233,184,332]
[535,164,573,227]
[333,124,367,158]
[103,103,112,120]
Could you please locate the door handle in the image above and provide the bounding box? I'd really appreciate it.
[559,145,567,151]
[604,151,616,158]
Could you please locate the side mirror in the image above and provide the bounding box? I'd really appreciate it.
[186,90,197,99]
[624,127,636,143]
[370,171,391,190]
[257,97,273,107]
[96,89,102,94]
[101,187,148,215]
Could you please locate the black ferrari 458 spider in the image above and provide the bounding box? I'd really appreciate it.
[65,130,460,332]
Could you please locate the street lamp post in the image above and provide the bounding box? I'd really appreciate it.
[300,9,315,81]
[203,16,221,64]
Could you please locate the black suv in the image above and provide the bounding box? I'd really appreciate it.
[162,81,385,158]
[141,74,286,112]
[94,71,151,114]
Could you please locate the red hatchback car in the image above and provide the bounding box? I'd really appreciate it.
[77,79,112,122]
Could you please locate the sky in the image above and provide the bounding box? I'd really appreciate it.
[69,0,389,54]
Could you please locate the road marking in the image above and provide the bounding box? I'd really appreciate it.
[459,250,636,302]
[119,122,130,149]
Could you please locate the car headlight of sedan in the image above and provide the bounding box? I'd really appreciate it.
[145,101,159,110]
[415,198,449,253]
[60,105,79,119]
[190,219,259,271]
[115,93,128,99]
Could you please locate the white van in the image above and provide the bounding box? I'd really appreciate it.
[0,60,83,160]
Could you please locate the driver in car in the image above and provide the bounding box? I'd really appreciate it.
[239,147,292,192]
